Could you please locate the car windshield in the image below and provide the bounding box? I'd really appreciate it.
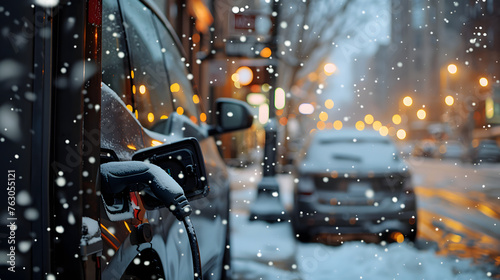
[319,138,391,145]
[302,130,402,174]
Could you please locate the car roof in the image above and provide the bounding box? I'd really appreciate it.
[312,128,384,141]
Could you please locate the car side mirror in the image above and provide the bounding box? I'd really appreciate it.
[208,98,254,135]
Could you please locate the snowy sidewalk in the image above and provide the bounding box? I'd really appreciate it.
[228,166,302,280]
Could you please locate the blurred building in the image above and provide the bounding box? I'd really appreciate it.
[152,0,500,159]
[462,0,500,140]
[365,0,469,140]
[365,0,500,143]
[154,0,277,163]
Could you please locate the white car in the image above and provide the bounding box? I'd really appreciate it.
[292,128,418,244]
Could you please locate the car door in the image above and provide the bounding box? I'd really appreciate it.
[139,6,230,276]
[101,0,229,278]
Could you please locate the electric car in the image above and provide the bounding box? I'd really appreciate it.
[0,0,252,279]
[99,0,253,278]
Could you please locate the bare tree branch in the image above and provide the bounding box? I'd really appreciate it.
[277,0,385,92]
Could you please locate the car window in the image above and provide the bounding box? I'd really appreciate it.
[304,131,402,170]
[154,16,200,124]
[120,0,174,130]
[102,0,132,106]
[319,138,391,145]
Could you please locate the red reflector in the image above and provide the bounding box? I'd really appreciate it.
[299,191,313,196]
[88,0,102,25]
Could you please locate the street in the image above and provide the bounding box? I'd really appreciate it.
[228,159,499,279]
[409,158,500,268]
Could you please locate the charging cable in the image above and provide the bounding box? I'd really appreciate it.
[100,161,202,280]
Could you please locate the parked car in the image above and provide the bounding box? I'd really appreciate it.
[412,139,437,158]
[1,0,252,279]
[472,139,500,163]
[434,140,466,161]
[292,129,417,244]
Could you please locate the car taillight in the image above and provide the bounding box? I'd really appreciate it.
[88,0,102,25]
[297,176,315,196]
[298,191,314,196]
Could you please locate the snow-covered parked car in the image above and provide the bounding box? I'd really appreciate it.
[291,128,418,244]
[472,139,500,163]
[434,140,466,161]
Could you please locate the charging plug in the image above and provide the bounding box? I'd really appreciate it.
[100,161,202,279]
[100,161,191,220]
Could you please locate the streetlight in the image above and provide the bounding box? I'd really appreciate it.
[234,66,254,86]
[323,63,337,76]
[324,99,334,109]
[364,114,374,124]
[319,111,328,122]
[392,114,402,125]
[403,96,413,107]
[417,109,426,120]
[396,129,407,140]
[379,126,389,136]
[445,95,454,106]
[333,120,343,130]
[479,77,488,87]
[447,64,458,74]
[249,0,285,223]
[355,121,365,131]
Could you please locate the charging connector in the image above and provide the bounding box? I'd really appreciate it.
[100,161,191,220]
[100,161,202,280]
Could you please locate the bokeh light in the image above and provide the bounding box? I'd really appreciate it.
[325,99,334,109]
[260,47,272,58]
[319,111,329,122]
[403,96,413,107]
[379,126,389,136]
[392,114,402,125]
[397,129,407,140]
[417,109,426,120]
[275,88,286,110]
[355,121,365,131]
[333,120,343,130]
[479,77,488,87]
[299,103,314,115]
[324,63,337,76]
[447,64,457,74]
[364,114,374,124]
[235,66,253,86]
[445,95,454,106]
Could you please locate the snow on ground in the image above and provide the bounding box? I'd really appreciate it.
[231,211,492,280]
[229,167,495,280]
[297,241,489,280]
